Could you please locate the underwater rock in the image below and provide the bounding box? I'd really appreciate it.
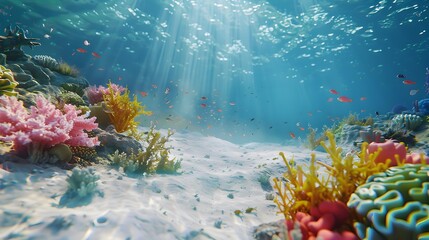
[0,53,6,66]
[4,49,29,61]
[20,61,51,84]
[347,164,429,240]
[417,99,429,116]
[254,220,289,240]
[93,125,143,157]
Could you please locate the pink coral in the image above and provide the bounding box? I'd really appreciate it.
[84,83,125,105]
[367,140,406,166]
[0,95,99,156]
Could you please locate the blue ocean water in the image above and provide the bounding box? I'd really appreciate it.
[2,0,428,143]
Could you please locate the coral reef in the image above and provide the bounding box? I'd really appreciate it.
[383,124,417,147]
[103,83,152,138]
[0,95,99,160]
[110,127,180,174]
[391,113,424,131]
[348,164,429,240]
[0,65,18,96]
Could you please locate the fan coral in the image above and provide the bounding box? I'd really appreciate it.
[391,114,423,131]
[348,164,429,240]
[103,83,152,137]
[84,83,125,105]
[0,95,99,160]
[0,65,18,96]
[273,131,390,220]
[110,126,180,174]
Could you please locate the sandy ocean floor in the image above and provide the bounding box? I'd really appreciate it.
[0,129,328,240]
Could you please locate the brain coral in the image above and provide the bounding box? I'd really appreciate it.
[347,164,429,240]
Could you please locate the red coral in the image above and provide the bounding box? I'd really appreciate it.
[285,201,358,240]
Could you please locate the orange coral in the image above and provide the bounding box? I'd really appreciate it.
[103,83,152,138]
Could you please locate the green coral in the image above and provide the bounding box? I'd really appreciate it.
[391,114,423,131]
[0,65,18,96]
[348,164,429,240]
[60,90,86,106]
[61,83,86,97]
[110,126,181,175]
[59,168,102,207]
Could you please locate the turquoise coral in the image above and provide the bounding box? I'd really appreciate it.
[347,164,429,240]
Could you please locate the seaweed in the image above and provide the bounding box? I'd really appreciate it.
[109,126,181,175]
[273,131,390,220]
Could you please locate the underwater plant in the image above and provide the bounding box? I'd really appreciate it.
[383,123,417,147]
[0,95,99,161]
[332,113,374,136]
[57,61,79,77]
[0,65,18,96]
[273,131,390,220]
[110,126,180,174]
[103,83,152,139]
[304,127,327,150]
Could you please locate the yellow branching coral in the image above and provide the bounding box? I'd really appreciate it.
[273,131,390,220]
[103,83,152,138]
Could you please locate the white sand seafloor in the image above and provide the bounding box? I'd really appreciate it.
[0,130,327,240]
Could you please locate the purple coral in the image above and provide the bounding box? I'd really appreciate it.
[84,83,126,105]
[0,95,99,156]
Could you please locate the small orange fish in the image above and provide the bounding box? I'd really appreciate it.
[329,89,339,94]
[289,132,296,139]
[298,127,305,131]
[76,48,87,53]
[91,52,101,58]
[337,96,353,102]
[403,80,416,85]
[140,91,148,97]
[201,103,207,108]
[360,97,367,101]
